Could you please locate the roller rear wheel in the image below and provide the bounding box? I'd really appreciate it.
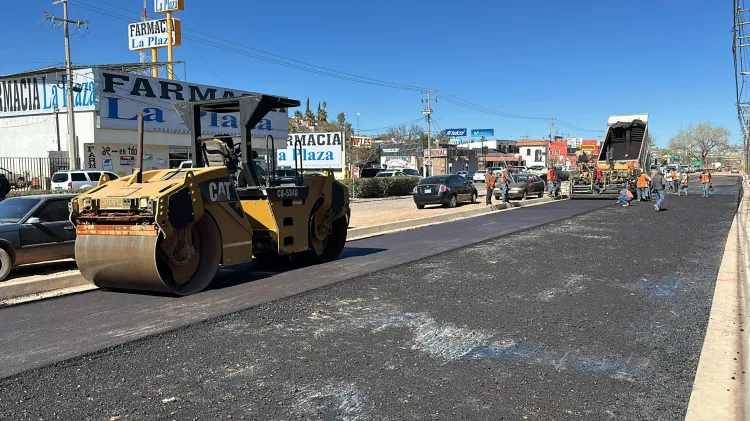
[305,216,348,264]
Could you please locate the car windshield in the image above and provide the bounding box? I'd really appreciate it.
[0,197,40,223]
[420,176,449,184]
[375,173,392,177]
[402,169,420,176]
[514,175,531,183]
[52,173,68,182]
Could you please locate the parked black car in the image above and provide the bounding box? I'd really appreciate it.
[0,194,77,281]
[413,175,477,209]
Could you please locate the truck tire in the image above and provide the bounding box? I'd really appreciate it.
[0,247,11,282]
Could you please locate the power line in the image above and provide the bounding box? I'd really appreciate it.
[358,117,425,132]
[68,0,602,135]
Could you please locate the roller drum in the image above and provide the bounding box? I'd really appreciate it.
[75,216,222,295]
[75,234,171,293]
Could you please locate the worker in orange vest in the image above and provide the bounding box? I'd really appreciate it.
[484,169,496,205]
[666,169,676,194]
[636,170,651,202]
[678,171,689,196]
[700,169,712,197]
[547,167,557,197]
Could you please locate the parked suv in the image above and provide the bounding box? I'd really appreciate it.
[51,170,119,190]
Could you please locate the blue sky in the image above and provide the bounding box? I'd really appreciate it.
[1,0,738,146]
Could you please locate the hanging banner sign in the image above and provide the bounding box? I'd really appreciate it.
[95,70,289,141]
[0,69,96,117]
[128,18,182,51]
[277,132,344,169]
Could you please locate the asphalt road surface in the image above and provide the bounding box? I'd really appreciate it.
[0,176,740,420]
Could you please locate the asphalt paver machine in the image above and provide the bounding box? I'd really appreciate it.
[70,94,350,295]
[570,114,651,199]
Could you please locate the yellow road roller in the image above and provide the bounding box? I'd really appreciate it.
[70,94,350,295]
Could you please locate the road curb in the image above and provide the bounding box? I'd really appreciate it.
[0,273,90,303]
[685,176,748,420]
[0,194,567,305]
[348,195,567,240]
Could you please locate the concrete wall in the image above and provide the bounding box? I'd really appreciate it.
[520,145,546,167]
[0,111,96,158]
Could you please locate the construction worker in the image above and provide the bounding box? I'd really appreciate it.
[700,169,712,197]
[500,167,512,202]
[678,170,689,196]
[636,170,651,202]
[554,166,563,196]
[617,186,634,206]
[666,168,675,194]
[484,168,495,205]
[652,169,666,211]
[547,167,556,197]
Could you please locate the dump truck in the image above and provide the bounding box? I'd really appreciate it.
[70,94,350,295]
[570,114,651,199]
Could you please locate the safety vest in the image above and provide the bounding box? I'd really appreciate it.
[637,174,648,188]
[485,172,495,188]
[500,171,508,184]
[548,168,556,182]
[701,173,711,184]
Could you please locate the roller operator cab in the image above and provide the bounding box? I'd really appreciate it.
[570,114,650,199]
[69,95,350,295]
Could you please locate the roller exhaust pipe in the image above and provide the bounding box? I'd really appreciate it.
[136,111,144,183]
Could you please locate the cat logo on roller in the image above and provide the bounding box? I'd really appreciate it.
[69,95,351,296]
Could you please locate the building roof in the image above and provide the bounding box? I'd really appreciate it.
[0,61,185,79]
[516,140,548,147]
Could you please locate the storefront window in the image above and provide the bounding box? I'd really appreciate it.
[169,146,191,169]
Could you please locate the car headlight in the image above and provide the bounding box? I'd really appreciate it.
[83,198,92,209]
[139,197,150,209]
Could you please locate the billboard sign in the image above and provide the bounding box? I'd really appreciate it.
[444,128,467,137]
[471,129,494,137]
[278,132,343,169]
[154,0,184,13]
[95,70,290,141]
[0,68,96,117]
[128,18,182,51]
[350,135,372,148]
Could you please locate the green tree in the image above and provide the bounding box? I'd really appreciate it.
[317,101,328,124]
[304,98,315,125]
[668,122,731,165]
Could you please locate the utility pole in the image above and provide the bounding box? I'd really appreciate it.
[43,1,88,169]
[421,90,436,177]
[547,118,554,167]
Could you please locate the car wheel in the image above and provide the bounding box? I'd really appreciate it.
[0,247,11,282]
[416,203,425,209]
[521,190,527,200]
[538,188,543,198]
[471,191,477,203]
[448,194,457,208]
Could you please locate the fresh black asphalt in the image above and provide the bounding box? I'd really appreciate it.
[0,176,740,420]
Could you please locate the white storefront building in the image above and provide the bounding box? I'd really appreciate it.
[0,65,290,178]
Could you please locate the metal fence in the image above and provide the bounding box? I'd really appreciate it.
[0,157,75,191]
